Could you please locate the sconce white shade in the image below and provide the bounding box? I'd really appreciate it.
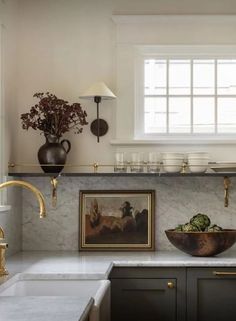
[80,82,116,100]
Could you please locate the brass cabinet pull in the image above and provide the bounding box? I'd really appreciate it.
[213,271,236,276]
[167,282,175,289]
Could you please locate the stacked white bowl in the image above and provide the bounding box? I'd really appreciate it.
[187,152,209,173]
[161,152,184,173]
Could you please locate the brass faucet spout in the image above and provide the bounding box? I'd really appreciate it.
[0,180,46,276]
[0,180,46,218]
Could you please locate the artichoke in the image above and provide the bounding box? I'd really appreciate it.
[207,224,223,232]
[181,223,200,232]
[190,213,211,231]
[174,224,183,232]
[173,214,223,233]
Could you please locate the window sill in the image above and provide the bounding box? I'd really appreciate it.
[110,138,236,146]
[0,205,11,212]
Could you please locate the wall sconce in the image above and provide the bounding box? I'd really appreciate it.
[80,82,116,142]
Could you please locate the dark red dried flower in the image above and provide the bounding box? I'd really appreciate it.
[21,92,88,138]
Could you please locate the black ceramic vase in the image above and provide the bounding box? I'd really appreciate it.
[38,134,71,173]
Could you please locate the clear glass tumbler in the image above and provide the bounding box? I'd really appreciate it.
[147,152,160,173]
[130,152,144,173]
[114,152,127,173]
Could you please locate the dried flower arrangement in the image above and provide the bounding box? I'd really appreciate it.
[21,92,88,138]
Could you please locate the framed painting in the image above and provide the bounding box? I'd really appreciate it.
[79,190,155,251]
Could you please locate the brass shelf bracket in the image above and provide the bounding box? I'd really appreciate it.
[93,162,99,173]
[224,176,231,207]
[50,176,58,207]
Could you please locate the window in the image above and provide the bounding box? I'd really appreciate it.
[135,46,236,141]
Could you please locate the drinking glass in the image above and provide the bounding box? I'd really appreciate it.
[147,152,160,173]
[130,152,144,173]
[114,152,127,173]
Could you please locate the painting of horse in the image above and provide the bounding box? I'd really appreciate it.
[79,190,155,251]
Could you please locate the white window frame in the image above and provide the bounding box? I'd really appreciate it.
[135,45,236,142]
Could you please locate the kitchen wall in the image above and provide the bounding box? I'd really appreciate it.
[0,0,22,256]
[9,0,236,168]
[22,176,236,251]
[4,0,236,254]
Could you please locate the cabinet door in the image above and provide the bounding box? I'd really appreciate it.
[187,268,236,321]
[111,278,176,321]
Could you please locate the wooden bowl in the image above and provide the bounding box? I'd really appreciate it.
[165,229,236,257]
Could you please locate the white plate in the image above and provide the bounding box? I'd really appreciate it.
[210,162,236,172]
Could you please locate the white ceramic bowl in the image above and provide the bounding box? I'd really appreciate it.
[189,165,208,173]
[161,152,184,159]
[162,156,184,160]
[187,152,209,158]
[162,158,183,173]
[188,156,210,161]
[188,158,209,173]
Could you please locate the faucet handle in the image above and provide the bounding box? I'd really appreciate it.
[0,226,4,240]
[0,240,8,276]
[0,243,8,249]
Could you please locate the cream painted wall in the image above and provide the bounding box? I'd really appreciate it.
[0,0,18,170]
[0,0,22,256]
[9,0,236,167]
[2,0,236,254]
[13,0,116,166]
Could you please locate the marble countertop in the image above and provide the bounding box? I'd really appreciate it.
[1,250,236,321]
[0,296,93,321]
[4,250,236,280]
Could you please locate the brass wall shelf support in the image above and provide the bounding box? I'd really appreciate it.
[224,176,231,208]
[93,163,99,173]
[50,177,58,207]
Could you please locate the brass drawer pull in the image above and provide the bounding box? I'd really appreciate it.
[213,271,236,276]
[167,282,175,289]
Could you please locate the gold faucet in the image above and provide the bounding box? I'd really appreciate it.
[0,226,8,276]
[0,180,46,218]
[0,180,46,276]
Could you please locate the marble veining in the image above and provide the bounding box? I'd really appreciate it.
[22,177,236,251]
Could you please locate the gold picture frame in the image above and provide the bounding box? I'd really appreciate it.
[79,190,155,251]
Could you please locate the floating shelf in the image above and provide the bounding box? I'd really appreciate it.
[7,171,236,177]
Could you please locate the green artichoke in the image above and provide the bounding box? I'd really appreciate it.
[190,213,211,231]
[181,223,200,232]
[207,224,223,232]
[173,214,223,233]
[174,224,183,232]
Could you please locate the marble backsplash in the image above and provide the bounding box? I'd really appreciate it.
[0,186,22,256]
[20,176,236,251]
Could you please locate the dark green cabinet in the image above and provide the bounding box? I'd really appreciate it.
[110,266,236,321]
[110,267,186,321]
[187,268,236,321]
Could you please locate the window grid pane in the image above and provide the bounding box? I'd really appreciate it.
[144,58,236,135]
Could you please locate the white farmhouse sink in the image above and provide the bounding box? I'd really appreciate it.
[0,276,110,321]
